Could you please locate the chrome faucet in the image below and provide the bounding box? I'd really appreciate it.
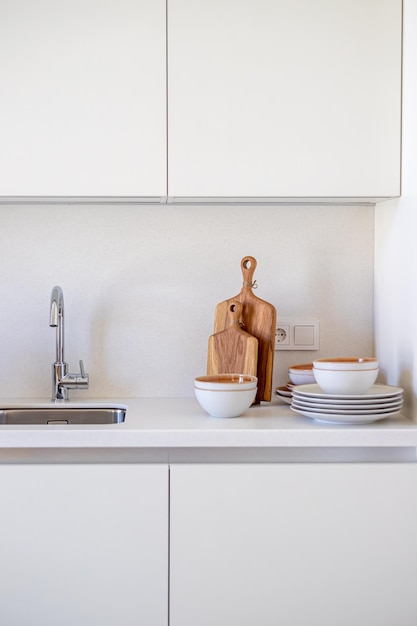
[49,286,89,401]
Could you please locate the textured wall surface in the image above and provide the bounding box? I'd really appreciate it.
[0,203,374,398]
[374,0,417,420]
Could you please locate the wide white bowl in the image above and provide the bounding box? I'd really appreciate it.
[194,374,257,391]
[312,367,379,395]
[288,363,315,386]
[313,357,378,371]
[194,374,258,418]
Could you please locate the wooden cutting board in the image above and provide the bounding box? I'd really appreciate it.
[214,256,276,403]
[207,301,258,377]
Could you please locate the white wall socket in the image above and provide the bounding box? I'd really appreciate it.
[275,320,319,351]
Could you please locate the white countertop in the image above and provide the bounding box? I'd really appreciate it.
[0,398,416,462]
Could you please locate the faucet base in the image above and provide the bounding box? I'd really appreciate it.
[52,362,69,401]
[52,362,90,402]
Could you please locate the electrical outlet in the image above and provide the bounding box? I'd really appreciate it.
[275,325,290,347]
[275,320,319,351]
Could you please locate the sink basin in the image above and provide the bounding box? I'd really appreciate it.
[0,407,126,425]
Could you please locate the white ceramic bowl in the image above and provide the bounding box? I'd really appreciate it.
[312,367,379,395]
[194,374,258,391]
[313,357,378,371]
[194,374,258,418]
[288,363,315,386]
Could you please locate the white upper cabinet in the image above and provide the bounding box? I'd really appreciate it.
[0,0,167,198]
[168,0,402,199]
[0,0,402,201]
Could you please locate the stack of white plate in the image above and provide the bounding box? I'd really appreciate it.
[275,384,293,404]
[291,383,403,425]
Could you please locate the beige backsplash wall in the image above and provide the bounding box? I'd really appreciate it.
[0,203,374,399]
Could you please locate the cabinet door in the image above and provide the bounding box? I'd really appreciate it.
[168,0,401,198]
[0,464,168,626]
[0,0,166,197]
[170,463,417,626]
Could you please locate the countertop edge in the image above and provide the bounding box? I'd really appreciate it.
[0,397,416,450]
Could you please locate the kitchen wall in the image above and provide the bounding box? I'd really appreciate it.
[374,0,417,421]
[0,203,374,399]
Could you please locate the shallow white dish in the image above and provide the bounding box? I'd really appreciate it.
[275,386,292,405]
[291,383,403,401]
[275,396,292,405]
[291,396,403,410]
[290,406,401,425]
[291,400,402,416]
[275,385,292,398]
[290,393,403,406]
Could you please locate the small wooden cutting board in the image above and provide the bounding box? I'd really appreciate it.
[214,256,276,403]
[207,301,258,378]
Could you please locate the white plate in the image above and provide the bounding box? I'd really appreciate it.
[275,385,292,397]
[291,397,403,410]
[290,392,402,406]
[292,397,403,413]
[292,383,403,401]
[291,400,402,415]
[290,406,401,425]
[275,394,292,405]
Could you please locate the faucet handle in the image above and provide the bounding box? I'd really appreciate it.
[57,360,89,393]
[78,360,89,388]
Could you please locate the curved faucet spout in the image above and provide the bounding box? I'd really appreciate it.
[50,285,65,364]
[49,286,89,401]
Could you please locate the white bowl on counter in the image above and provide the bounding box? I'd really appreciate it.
[194,374,258,418]
[313,357,378,371]
[312,357,379,395]
[288,363,315,386]
[194,374,257,391]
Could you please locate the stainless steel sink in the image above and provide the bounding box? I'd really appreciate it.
[0,407,126,425]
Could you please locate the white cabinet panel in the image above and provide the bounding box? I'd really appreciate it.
[0,464,168,626]
[170,463,417,626]
[168,0,401,198]
[0,0,166,197]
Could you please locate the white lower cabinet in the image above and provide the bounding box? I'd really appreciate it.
[0,464,168,626]
[4,461,417,626]
[169,463,417,626]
